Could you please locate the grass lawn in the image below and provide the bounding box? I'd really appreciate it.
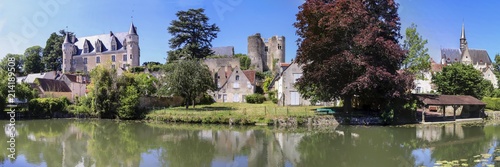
[145,101,341,125]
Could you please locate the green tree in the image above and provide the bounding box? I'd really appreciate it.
[89,65,118,118]
[402,23,431,79]
[294,0,413,113]
[134,73,157,96]
[167,8,220,62]
[159,59,215,109]
[432,63,491,98]
[42,30,74,71]
[235,53,251,70]
[24,46,44,74]
[117,85,140,119]
[0,54,25,75]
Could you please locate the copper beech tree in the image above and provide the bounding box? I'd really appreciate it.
[294,0,413,113]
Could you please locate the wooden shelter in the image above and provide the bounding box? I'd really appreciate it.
[414,94,486,123]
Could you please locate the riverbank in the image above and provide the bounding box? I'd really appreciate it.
[145,102,384,126]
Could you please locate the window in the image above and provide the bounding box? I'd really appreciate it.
[278,45,282,50]
[96,57,100,64]
[111,38,117,51]
[83,58,87,64]
[130,54,133,59]
[236,75,240,81]
[111,64,115,69]
[84,44,89,53]
[236,70,238,73]
[265,46,268,52]
[293,73,302,83]
[112,55,116,62]
[218,94,222,99]
[123,54,127,61]
[96,40,102,52]
[233,82,240,88]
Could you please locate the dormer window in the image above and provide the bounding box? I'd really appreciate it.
[83,40,90,53]
[95,40,102,53]
[111,38,117,51]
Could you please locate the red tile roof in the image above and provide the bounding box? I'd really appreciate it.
[431,63,444,72]
[243,70,256,84]
[280,63,290,67]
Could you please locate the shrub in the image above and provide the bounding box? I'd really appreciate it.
[268,90,278,104]
[245,94,266,104]
[483,97,500,111]
[197,93,215,105]
[27,97,70,118]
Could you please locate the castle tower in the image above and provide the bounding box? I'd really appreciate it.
[62,33,74,73]
[265,36,285,72]
[460,23,467,53]
[248,33,265,72]
[126,22,140,68]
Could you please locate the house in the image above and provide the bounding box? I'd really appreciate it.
[33,78,72,100]
[412,59,444,94]
[57,74,89,100]
[273,62,311,106]
[213,66,256,103]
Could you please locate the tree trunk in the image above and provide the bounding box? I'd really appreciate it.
[343,95,353,118]
[192,99,195,108]
[185,97,189,109]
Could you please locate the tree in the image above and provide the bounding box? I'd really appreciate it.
[402,23,431,79]
[432,63,491,99]
[294,0,413,113]
[24,46,44,74]
[117,85,140,119]
[493,53,500,72]
[0,54,25,76]
[167,8,220,62]
[89,65,118,118]
[42,30,74,72]
[159,59,215,109]
[235,54,251,70]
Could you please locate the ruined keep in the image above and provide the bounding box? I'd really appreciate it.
[247,33,285,72]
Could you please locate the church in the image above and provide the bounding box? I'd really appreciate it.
[440,24,498,88]
[61,22,141,74]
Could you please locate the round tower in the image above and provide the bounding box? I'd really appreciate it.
[248,33,264,72]
[277,36,285,63]
[62,33,74,73]
[126,22,140,68]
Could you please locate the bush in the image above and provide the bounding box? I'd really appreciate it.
[27,97,70,118]
[483,97,500,111]
[268,90,278,104]
[245,94,266,104]
[197,93,215,105]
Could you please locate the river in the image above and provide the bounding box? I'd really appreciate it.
[1,119,500,167]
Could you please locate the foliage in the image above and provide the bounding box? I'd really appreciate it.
[197,93,215,105]
[381,99,417,125]
[130,66,145,73]
[158,59,215,109]
[24,46,44,74]
[27,97,70,118]
[294,0,413,113]
[143,61,161,66]
[483,97,500,111]
[0,54,25,76]
[118,85,140,119]
[432,63,492,99]
[89,65,119,118]
[262,76,273,93]
[167,8,220,62]
[134,73,158,96]
[143,62,162,72]
[402,23,431,79]
[235,54,251,70]
[42,30,73,71]
[245,94,266,104]
[268,90,278,104]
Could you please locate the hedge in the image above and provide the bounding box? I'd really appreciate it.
[483,97,500,111]
[245,94,266,104]
[27,97,70,118]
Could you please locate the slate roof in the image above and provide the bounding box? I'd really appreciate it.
[35,78,71,92]
[243,70,256,84]
[441,48,461,63]
[211,46,234,57]
[73,32,128,55]
[469,49,492,65]
[24,71,58,83]
[440,48,492,65]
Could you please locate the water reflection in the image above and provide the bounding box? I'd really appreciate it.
[1,120,500,167]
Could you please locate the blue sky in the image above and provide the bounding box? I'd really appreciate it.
[1,0,500,64]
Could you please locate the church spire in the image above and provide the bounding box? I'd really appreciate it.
[128,22,137,35]
[461,22,466,39]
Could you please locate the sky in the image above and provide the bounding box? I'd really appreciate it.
[1,0,500,64]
